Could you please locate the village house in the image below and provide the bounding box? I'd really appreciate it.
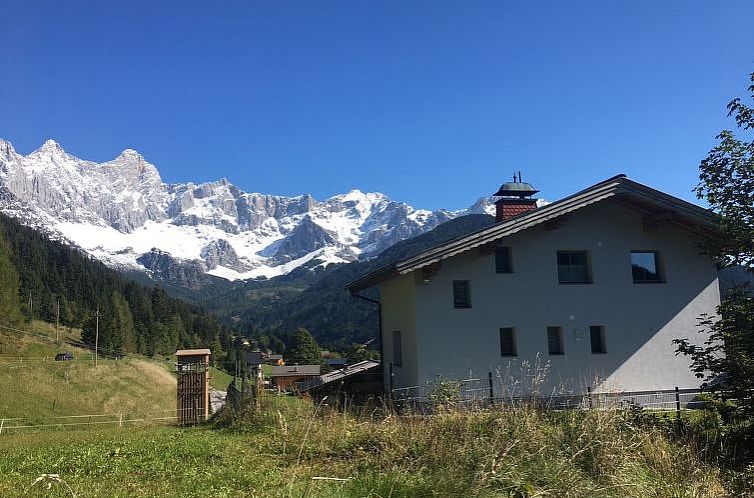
[270,364,321,392]
[347,174,720,397]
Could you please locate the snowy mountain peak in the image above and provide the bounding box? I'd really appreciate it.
[0,138,496,284]
[41,138,62,150]
[34,139,66,156]
[118,148,142,158]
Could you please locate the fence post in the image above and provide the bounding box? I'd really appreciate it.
[587,386,593,410]
[119,413,123,428]
[675,386,681,425]
[388,362,394,399]
[488,371,494,402]
[0,418,4,436]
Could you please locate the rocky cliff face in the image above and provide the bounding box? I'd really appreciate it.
[0,139,495,285]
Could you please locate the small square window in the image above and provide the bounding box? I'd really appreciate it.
[631,251,663,283]
[500,327,516,356]
[557,251,591,284]
[392,330,403,366]
[547,326,564,355]
[495,246,513,273]
[453,280,472,308]
[590,326,606,354]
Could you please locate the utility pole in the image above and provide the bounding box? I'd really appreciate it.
[95,307,100,368]
[55,299,60,342]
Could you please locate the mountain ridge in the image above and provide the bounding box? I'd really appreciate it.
[0,138,495,286]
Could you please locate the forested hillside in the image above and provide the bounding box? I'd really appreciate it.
[203,214,496,350]
[0,214,240,369]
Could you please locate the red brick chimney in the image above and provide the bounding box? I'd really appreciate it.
[493,172,539,222]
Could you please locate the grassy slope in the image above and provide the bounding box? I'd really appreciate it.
[0,322,176,422]
[209,366,233,391]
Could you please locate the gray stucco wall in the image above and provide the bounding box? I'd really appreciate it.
[381,200,720,395]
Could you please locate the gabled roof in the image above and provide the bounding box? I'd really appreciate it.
[271,365,321,377]
[176,348,211,356]
[346,175,717,292]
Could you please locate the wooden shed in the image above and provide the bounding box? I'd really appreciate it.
[175,349,211,425]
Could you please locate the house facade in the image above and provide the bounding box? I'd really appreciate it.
[347,175,720,397]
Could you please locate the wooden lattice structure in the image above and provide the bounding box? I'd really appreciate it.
[175,349,211,425]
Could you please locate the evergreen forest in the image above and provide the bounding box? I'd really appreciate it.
[0,214,243,371]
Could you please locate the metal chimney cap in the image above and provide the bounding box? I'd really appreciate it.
[493,181,539,198]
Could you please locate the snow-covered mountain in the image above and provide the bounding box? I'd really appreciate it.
[0,139,495,284]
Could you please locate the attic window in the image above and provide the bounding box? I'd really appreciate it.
[631,251,663,283]
[453,280,472,308]
[495,246,512,273]
[557,251,591,284]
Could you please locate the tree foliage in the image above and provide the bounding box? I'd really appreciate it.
[287,328,321,365]
[0,233,22,327]
[695,72,754,268]
[675,72,754,417]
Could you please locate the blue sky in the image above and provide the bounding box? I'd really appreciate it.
[1,1,753,210]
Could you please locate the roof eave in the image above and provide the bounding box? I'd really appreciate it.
[345,265,400,293]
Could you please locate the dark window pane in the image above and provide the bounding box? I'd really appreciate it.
[547,326,564,355]
[453,280,471,308]
[631,252,662,283]
[557,251,590,283]
[393,330,403,366]
[590,326,606,354]
[500,327,516,356]
[495,246,512,273]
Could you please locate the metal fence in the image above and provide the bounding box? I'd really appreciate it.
[390,374,706,414]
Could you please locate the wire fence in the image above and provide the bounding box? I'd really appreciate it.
[0,408,218,435]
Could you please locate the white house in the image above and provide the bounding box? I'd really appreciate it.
[347,175,720,398]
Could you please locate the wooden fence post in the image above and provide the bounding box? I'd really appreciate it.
[488,371,494,402]
[119,413,123,428]
[0,418,4,436]
[587,386,593,410]
[675,386,681,426]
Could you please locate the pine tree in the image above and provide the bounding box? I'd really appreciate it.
[110,290,136,354]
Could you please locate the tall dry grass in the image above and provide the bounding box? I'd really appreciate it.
[220,397,732,497]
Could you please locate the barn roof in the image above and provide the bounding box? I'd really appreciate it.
[346,174,717,292]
